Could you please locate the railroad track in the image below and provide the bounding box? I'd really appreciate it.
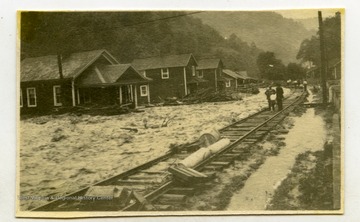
[32,91,306,212]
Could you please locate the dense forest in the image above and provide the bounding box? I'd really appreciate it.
[192,11,316,65]
[21,11,263,77]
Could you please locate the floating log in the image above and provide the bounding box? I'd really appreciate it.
[198,129,221,147]
[179,139,230,168]
[168,166,209,184]
[179,148,212,168]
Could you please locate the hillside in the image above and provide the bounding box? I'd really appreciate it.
[192,11,316,64]
[21,11,263,77]
[295,17,318,32]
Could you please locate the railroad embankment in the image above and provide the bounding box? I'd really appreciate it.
[267,104,340,210]
[183,89,340,212]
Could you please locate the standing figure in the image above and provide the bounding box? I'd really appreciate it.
[265,86,276,111]
[303,79,308,92]
[276,83,284,111]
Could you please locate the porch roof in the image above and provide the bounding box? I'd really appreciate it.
[222,69,243,79]
[100,64,152,83]
[77,64,151,87]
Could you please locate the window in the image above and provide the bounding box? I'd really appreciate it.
[140,85,148,97]
[192,66,196,76]
[53,85,62,106]
[26,88,37,107]
[225,80,231,88]
[198,70,203,78]
[20,88,23,107]
[161,68,169,79]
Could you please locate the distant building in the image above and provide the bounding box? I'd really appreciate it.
[132,53,206,102]
[328,58,341,80]
[196,58,224,91]
[20,49,151,115]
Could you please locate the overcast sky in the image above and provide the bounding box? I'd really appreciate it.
[274,8,341,19]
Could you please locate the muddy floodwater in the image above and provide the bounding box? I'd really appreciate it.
[227,104,327,211]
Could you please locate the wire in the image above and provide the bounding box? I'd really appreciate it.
[30,11,204,39]
[123,11,203,27]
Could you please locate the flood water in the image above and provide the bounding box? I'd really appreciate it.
[226,97,327,211]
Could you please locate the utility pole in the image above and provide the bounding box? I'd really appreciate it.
[318,11,327,103]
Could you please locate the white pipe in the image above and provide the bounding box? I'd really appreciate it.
[71,80,76,106]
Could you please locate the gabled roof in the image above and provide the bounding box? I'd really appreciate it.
[223,69,243,79]
[21,49,119,82]
[132,53,196,71]
[99,64,152,83]
[77,64,152,87]
[197,58,223,70]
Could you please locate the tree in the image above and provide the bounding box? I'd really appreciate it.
[296,36,320,66]
[296,12,341,66]
[286,63,306,80]
[257,51,285,80]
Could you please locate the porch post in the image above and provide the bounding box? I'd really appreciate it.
[133,85,138,108]
[147,84,150,104]
[215,69,218,91]
[130,85,133,101]
[119,86,122,104]
[71,79,76,106]
[183,67,187,95]
[77,89,80,104]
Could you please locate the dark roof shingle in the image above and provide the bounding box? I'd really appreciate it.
[21,49,117,82]
[223,69,244,79]
[197,58,222,70]
[132,54,195,71]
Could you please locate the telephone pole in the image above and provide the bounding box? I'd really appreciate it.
[318,11,327,103]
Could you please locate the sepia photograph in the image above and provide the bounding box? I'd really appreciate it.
[16,9,343,217]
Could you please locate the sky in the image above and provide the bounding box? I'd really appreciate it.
[274,8,342,19]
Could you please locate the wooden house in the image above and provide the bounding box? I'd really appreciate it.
[196,58,224,91]
[132,53,205,102]
[220,69,244,91]
[20,49,151,114]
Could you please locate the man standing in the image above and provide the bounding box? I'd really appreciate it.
[265,86,275,111]
[276,83,284,111]
[303,79,308,92]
